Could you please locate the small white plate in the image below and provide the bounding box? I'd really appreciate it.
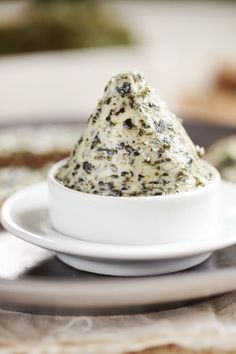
[1,181,236,276]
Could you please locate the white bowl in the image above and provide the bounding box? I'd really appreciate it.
[48,159,221,245]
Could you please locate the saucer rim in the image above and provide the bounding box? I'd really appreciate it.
[1,181,236,261]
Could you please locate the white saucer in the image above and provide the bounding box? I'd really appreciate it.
[1,181,236,276]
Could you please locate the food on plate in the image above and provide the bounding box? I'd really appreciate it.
[206,135,236,183]
[0,125,81,168]
[0,166,47,207]
[0,124,82,207]
[56,71,211,196]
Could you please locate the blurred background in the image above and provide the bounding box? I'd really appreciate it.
[0,0,236,207]
[0,0,235,124]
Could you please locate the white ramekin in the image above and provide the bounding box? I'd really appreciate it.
[48,159,221,245]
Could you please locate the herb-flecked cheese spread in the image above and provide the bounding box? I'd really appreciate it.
[56,71,211,196]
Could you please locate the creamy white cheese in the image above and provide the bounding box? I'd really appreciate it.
[57,71,211,196]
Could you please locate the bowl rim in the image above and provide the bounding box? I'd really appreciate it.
[48,158,221,201]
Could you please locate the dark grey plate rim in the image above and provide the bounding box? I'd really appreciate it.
[0,263,235,308]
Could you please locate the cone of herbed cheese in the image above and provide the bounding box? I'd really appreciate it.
[57,71,211,196]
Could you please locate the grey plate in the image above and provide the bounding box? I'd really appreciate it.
[0,243,236,315]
